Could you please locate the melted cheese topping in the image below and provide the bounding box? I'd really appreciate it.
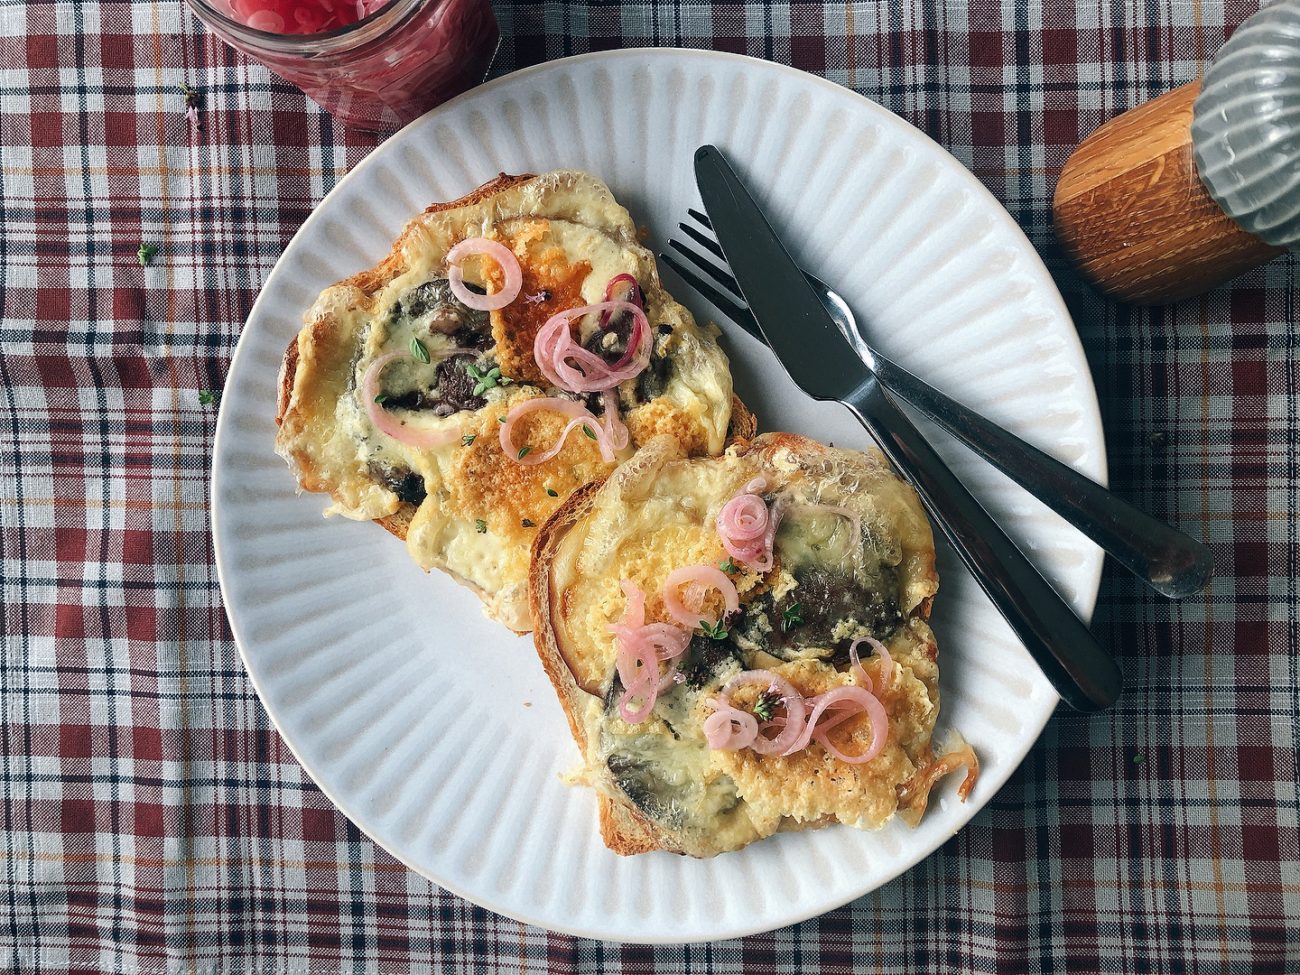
[547,434,944,856]
[276,171,734,630]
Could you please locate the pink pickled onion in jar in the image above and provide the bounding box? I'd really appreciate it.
[228,0,373,34]
[191,0,500,132]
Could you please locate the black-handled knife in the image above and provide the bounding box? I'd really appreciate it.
[694,144,1122,711]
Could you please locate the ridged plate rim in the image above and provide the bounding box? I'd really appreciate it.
[212,49,1105,943]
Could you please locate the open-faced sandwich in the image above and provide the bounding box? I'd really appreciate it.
[531,432,978,856]
[275,170,748,632]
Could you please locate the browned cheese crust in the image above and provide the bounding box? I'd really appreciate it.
[275,170,742,633]
[531,432,978,857]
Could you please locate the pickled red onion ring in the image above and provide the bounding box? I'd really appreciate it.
[718,671,805,756]
[703,704,759,750]
[783,686,887,763]
[599,275,647,369]
[446,237,522,311]
[614,579,644,628]
[806,687,889,764]
[246,9,285,31]
[609,581,691,724]
[599,390,630,452]
[716,485,776,571]
[601,273,644,321]
[849,635,893,690]
[803,698,860,737]
[499,396,618,465]
[361,352,462,450]
[661,566,739,629]
[703,667,890,765]
[718,494,767,541]
[533,302,651,392]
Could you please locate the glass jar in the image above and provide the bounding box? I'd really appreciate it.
[186,0,500,133]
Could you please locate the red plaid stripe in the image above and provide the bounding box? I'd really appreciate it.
[1,1,1296,972]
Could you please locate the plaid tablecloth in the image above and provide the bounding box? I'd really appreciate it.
[2,0,1297,971]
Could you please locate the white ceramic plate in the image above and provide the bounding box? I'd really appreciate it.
[212,49,1105,943]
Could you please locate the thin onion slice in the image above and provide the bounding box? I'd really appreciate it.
[703,704,759,750]
[718,494,767,541]
[609,581,691,724]
[361,352,462,450]
[499,396,616,464]
[661,566,740,629]
[600,273,644,324]
[716,483,776,571]
[446,237,522,311]
[599,390,630,452]
[599,274,647,369]
[614,579,645,628]
[718,671,806,756]
[849,635,893,690]
[813,706,888,765]
[702,665,891,766]
[786,686,888,764]
[533,302,651,392]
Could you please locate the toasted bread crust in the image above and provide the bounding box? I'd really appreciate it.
[725,393,757,444]
[529,479,606,746]
[598,795,664,856]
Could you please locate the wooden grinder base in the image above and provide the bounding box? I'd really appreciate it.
[1053,81,1284,305]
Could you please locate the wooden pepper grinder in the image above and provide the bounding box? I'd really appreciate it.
[1054,0,1300,304]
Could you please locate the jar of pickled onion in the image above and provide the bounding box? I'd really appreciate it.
[186,0,499,132]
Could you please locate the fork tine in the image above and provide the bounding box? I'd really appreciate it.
[687,207,713,231]
[677,221,726,261]
[660,243,745,310]
[666,236,746,296]
[659,248,766,345]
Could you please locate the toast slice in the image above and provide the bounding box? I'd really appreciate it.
[275,170,751,633]
[531,433,977,856]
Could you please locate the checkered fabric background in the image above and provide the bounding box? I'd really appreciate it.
[1,0,1296,971]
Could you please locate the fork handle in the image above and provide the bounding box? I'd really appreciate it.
[843,376,1123,711]
[868,353,1213,599]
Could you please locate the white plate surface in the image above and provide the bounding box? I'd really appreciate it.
[212,50,1105,943]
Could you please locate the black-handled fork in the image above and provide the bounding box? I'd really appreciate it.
[694,143,1122,711]
[662,209,1212,600]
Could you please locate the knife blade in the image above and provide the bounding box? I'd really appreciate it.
[694,143,1122,711]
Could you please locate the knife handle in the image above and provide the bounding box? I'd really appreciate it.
[843,377,1122,711]
[867,354,1213,599]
